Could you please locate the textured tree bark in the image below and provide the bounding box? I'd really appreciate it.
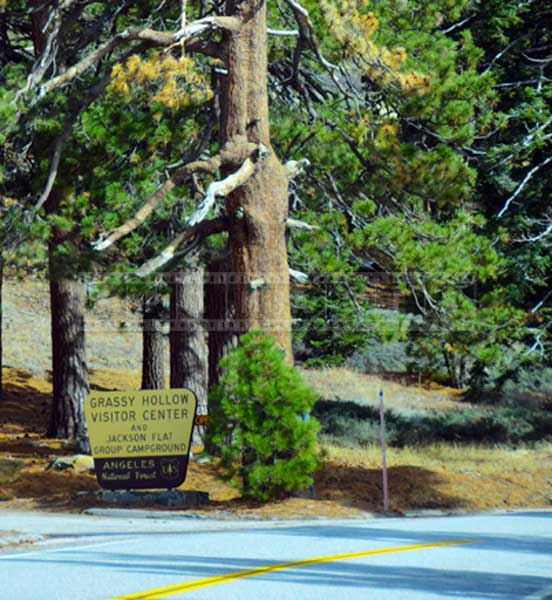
[48,243,90,452]
[222,0,293,360]
[141,294,165,390]
[202,254,236,454]
[30,0,48,55]
[0,253,3,404]
[169,265,208,446]
[204,253,236,390]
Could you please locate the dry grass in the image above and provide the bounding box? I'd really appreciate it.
[1,367,552,517]
[300,367,469,413]
[0,457,24,485]
[3,279,469,414]
[320,444,552,512]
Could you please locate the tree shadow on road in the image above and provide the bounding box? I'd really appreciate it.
[3,544,551,600]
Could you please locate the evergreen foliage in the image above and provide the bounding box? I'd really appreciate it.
[208,330,320,501]
[276,0,549,389]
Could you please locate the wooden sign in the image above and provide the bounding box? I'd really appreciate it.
[194,414,211,426]
[84,389,197,490]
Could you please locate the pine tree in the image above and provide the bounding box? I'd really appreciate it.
[467,0,551,368]
[208,329,319,501]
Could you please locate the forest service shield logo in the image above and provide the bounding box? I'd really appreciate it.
[159,457,181,481]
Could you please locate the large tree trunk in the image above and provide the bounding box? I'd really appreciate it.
[30,0,48,55]
[48,243,90,452]
[169,265,207,446]
[222,0,293,360]
[204,253,236,390]
[141,294,165,390]
[0,253,3,403]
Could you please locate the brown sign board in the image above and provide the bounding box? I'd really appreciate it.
[84,389,197,490]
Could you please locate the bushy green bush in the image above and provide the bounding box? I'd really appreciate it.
[208,330,320,501]
[346,310,417,374]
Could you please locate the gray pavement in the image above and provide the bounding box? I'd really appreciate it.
[1,509,551,599]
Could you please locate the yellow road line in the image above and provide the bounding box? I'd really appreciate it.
[113,539,474,600]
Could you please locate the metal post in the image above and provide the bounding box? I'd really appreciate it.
[303,413,316,498]
[379,388,389,513]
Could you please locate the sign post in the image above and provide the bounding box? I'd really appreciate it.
[379,388,390,513]
[84,389,197,490]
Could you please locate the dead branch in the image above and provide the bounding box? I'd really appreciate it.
[491,117,552,170]
[135,217,229,278]
[268,28,299,36]
[282,0,349,97]
[521,222,552,243]
[93,139,259,251]
[134,147,268,277]
[289,268,309,283]
[285,158,311,179]
[498,156,552,218]
[285,217,318,231]
[93,157,220,252]
[20,0,74,98]
[25,16,240,101]
[187,146,267,227]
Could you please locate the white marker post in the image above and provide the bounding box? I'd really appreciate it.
[379,388,389,513]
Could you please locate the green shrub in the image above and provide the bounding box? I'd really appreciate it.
[348,342,409,374]
[313,398,552,447]
[208,329,320,501]
[501,367,552,409]
[319,414,382,447]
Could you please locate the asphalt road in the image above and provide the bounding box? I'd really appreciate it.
[1,510,552,600]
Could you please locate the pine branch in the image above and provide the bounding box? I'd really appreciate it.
[34,75,111,211]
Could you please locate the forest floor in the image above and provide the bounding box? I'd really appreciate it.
[2,278,552,517]
[1,367,552,519]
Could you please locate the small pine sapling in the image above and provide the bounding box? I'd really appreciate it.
[208,329,320,501]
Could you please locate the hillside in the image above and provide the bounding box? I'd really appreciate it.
[3,278,159,374]
[3,277,466,409]
[1,365,552,516]
[2,277,552,516]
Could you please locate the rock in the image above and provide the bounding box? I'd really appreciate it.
[0,533,45,548]
[46,455,95,473]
